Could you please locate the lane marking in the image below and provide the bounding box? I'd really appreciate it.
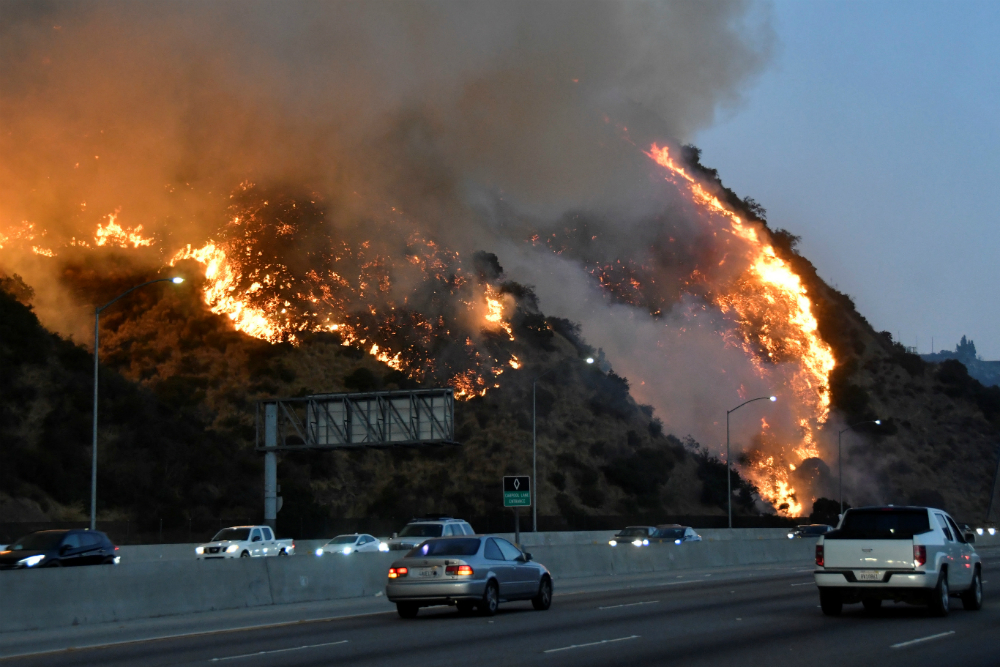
[211,639,348,661]
[890,631,955,649]
[598,601,658,610]
[790,582,814,587]
[544,635,640,654]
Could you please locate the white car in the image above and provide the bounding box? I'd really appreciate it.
[814,506,982,616]
[195,525,295,559]
[315,533,388,556]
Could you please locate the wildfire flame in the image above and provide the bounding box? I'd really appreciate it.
[94,211,155,248]
[645,143,836,515]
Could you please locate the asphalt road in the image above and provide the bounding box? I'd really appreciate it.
[5,553,998,667]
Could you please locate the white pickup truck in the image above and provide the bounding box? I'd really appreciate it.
[814,506,982,616]
[195,525,295,559]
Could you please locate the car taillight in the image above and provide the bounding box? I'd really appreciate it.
[114,546,119,551]
[388,567,408,579]
[913,545,926,567]
[446,565,474,576]
[815,545,824,567]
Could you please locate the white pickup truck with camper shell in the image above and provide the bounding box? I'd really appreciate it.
[195,525,295,559]
[814,506,982,616]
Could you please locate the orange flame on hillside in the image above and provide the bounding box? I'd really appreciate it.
[94,211,155,248]
[645,143,835,516]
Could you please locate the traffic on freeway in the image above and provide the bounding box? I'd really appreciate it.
[3,550,996,667]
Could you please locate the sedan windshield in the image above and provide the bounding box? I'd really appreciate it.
[12,531,67,551]
[828,510,931,540]
[654,528,685,539]
[407,538,481,558]
[327,535,358,545]
[616,527,652,538]
[212,528,251,542]
[398,524,444,538]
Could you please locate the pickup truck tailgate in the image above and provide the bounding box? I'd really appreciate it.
[823,539,913,570]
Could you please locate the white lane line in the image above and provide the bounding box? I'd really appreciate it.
[544,635,640,654]
[890,631,955,649]
[598,600,658,610]
[790,582,814,587]
[211,639,348,661]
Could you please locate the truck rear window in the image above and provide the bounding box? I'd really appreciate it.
[827,509,931,540]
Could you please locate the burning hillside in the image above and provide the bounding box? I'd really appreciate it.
[7,2,996,525]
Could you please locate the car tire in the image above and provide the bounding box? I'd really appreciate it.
[240,551,250,558]
[456,601,476,615]
[861,598,881,613]
[819,588,842,616]
[532,577,552,611]
[928,569,950,617]
[396,603,419,619]
[960,568,982,611]
[479,581,499,617]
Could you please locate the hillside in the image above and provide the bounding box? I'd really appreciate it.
[2,264,756,532]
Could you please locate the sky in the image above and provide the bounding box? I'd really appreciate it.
[694,0,1000,359]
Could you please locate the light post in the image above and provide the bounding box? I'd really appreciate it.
[838,419,881,515]
[532,356,594,532]
[90,277,184,530]
[726,395,777,529]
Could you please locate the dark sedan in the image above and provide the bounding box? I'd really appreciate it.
[0,530,119,569]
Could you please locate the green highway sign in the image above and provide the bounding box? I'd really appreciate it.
[503,476,531,507]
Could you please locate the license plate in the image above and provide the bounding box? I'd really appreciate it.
[856,570,883,581]
[416,568,436,578]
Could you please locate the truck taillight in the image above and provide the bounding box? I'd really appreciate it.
[815,545,824,567]
[446,565,474,576]
[388,567,408,579]
[913,545,926,567]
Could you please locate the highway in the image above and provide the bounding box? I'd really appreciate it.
[4,550,997,667]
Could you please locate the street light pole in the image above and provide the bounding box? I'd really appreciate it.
[90,277,184,531]
[838,419,881,516]
[531,357,593,532]
[726,395,777,529]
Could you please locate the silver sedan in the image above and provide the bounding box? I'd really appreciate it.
[385,536,553,618]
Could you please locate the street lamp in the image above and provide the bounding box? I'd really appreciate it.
[838,419,881,515]
[726,395,777,529]
[90,277,184,530]
[531,357,594,532]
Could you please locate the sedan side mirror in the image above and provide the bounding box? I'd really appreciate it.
[59,544,72,555]
[964,532,976,544]
[521,552,532,562]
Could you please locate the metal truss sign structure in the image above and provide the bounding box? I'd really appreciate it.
[256,388,457,451]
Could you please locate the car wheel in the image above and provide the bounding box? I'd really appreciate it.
[396,602,419,619]
[241,551,250,558]
[479,581,499,616]
[819,588,842,616]
[861,598,881,613]
[532,577,552,611]
[928,569,950,617]
[960,568,982,611]
[456,601,476,615]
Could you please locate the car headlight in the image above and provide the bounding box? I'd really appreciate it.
[609,540,617,547]
[18,554,45,568]
[196,546,205,555]
[643,539,649,546]
[787,533,794,539]
[113,556,121,564]
[675,539,682,545]
[315,548,324,556]
[341,546,352,555]
[632,539,642,547]
[990,528,997,536]
[378,541,389,552]
[975,528,984,535]
[226,544,240,553]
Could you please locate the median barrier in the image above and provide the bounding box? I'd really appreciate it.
[0,559,273,632]
[265,552,395,604]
